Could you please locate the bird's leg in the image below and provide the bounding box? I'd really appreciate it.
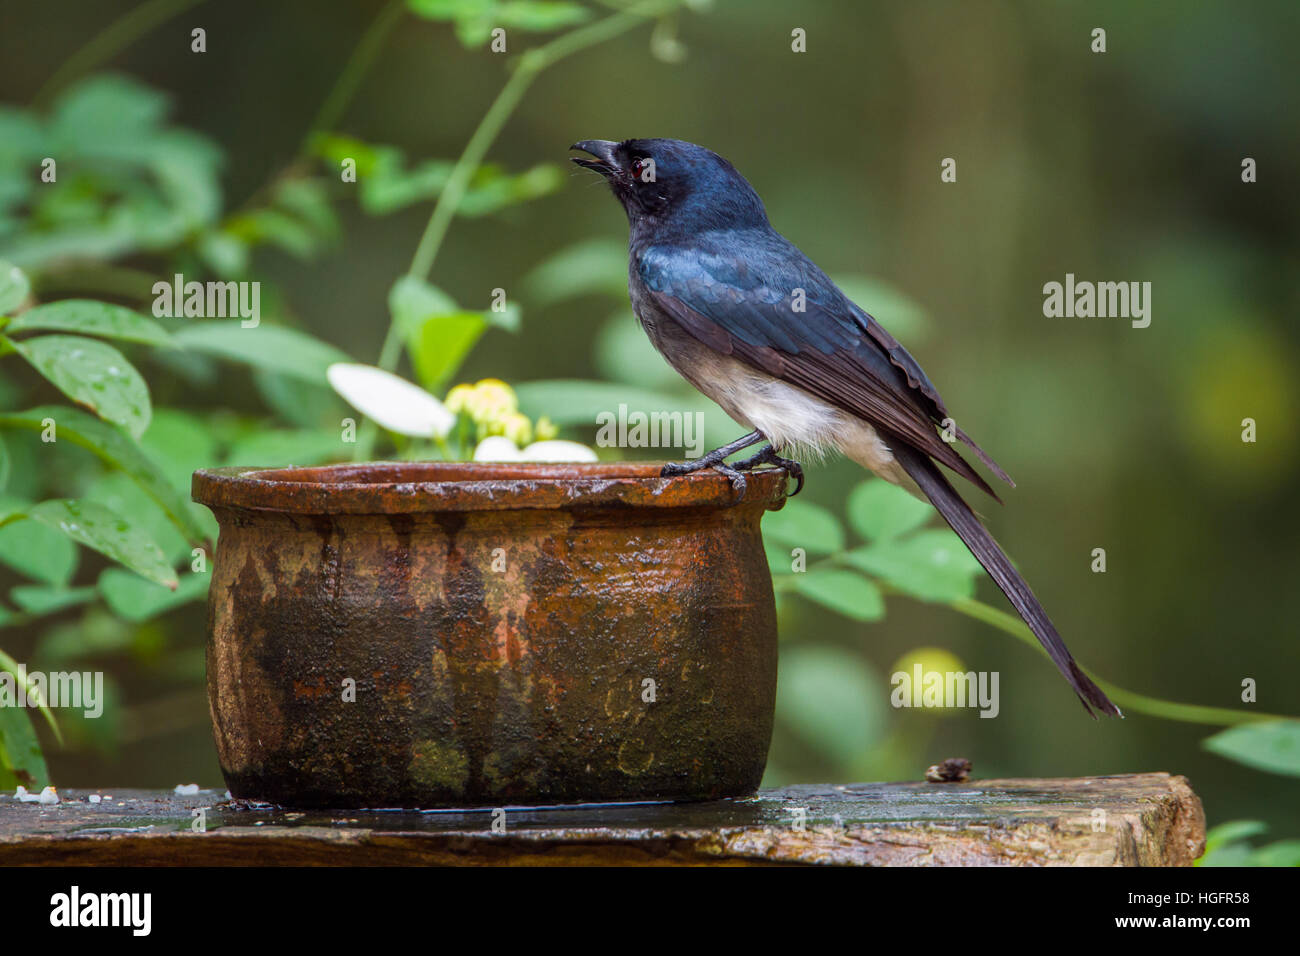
[660,429,765,496]
[733,444,805,497]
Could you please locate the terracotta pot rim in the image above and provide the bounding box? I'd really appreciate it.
[192,461,790,514]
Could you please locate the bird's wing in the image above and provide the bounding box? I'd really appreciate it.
[637,234,1009,498]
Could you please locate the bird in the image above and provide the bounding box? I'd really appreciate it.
[570,137,1120,718]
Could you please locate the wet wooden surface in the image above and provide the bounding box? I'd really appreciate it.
[0,772,1204,866]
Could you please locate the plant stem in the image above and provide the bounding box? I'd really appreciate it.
[34,0,209,108]
[387,0,680,370]
[0,647,62,742]
[777,558,1292,727]
[300,0,406,159]
[357,0,679,460]
[942,594,1291,726]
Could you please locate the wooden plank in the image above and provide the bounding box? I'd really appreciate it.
[0,773,1204,866]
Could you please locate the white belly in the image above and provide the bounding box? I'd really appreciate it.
[661,333,914,488]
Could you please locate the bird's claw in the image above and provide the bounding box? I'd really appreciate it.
[733,446,805,497]
[713,462,747,498]
[659,457,747,499]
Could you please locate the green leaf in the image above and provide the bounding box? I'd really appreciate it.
[407,0,493,21]
[793,569,884,621]
[6,300,175,347]
[762,499,845,556]
[775,645,885,769]
[253,370,346,430]
[1203,720,1300,778]
[0,434,8,493]
[228,208,320,258]
[51,74,169,149]
[1204,820,1268,855]
[389,276,486,392]
[0,406,208,545]
[498,1,591,32]
[83,471,191,565]
[171,322,349,383]
[458,163,564,217]
[0,644,61,743]
[0,497,78,586]
[1250,841,1300,866]
[514,379,742,450]
[522,238,629,306]
[0,701,49,790]
[847,478,933,542]
[361,151,454,214]
[8,585,96,615]
[0,260,30,313]
[7,334,152,438]
[843,529,982,602]
[29,499,177,589]
[98,567,209,623]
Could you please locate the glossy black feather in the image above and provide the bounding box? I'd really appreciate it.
[889,439,1120,717]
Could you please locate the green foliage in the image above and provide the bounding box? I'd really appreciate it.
[26,499,177,589]
[6,334,152,438]
[0,261,30,312]
[792,569,883,622]
[312,135,563,218]
[766,478,981,615]
[0,0,659,787]
[407,0,590,47]
[389,276,520,392]
[6,299,174,346]
[764,499,845,556]
[1199,820,1300,867]
[0,703,48,789]
[171,321,350,383]
[775,645,886,770]
[1202,720,1300,778]
[0,75,222,270]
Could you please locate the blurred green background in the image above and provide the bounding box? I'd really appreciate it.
[0,0,1296,861]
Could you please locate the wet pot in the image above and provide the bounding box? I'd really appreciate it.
[191,462,787,809]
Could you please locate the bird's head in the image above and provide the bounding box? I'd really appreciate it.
[570,138,768,230]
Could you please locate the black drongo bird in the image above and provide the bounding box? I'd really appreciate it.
[571,137,1120,718]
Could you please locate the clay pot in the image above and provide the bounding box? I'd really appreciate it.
[191,462,787,809]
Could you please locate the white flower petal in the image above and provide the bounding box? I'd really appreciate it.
[326,363,455,438]
[472,436,524,461]
[519,440,598,462]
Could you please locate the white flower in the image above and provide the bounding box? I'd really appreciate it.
[326,363,455,438]
[472,436,523,461]
[518,440,598,462]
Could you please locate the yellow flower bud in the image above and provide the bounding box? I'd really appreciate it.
[501,412,533,446]
[472,378,517,422]
[444,384,474,416]
[534,416,558,441]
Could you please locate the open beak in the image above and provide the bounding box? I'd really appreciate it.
[570,139,619,175]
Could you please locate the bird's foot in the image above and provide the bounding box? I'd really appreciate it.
[661,452,748,498]
[734,445,805,496]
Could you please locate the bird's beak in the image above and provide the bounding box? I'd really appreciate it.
[570,140,619,175]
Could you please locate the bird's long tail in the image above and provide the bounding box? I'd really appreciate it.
[888,438,1121,718]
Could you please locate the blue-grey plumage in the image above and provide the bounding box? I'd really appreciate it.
[572,138,1119,717]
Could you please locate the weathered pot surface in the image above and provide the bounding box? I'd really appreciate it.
[192,462,787,809]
